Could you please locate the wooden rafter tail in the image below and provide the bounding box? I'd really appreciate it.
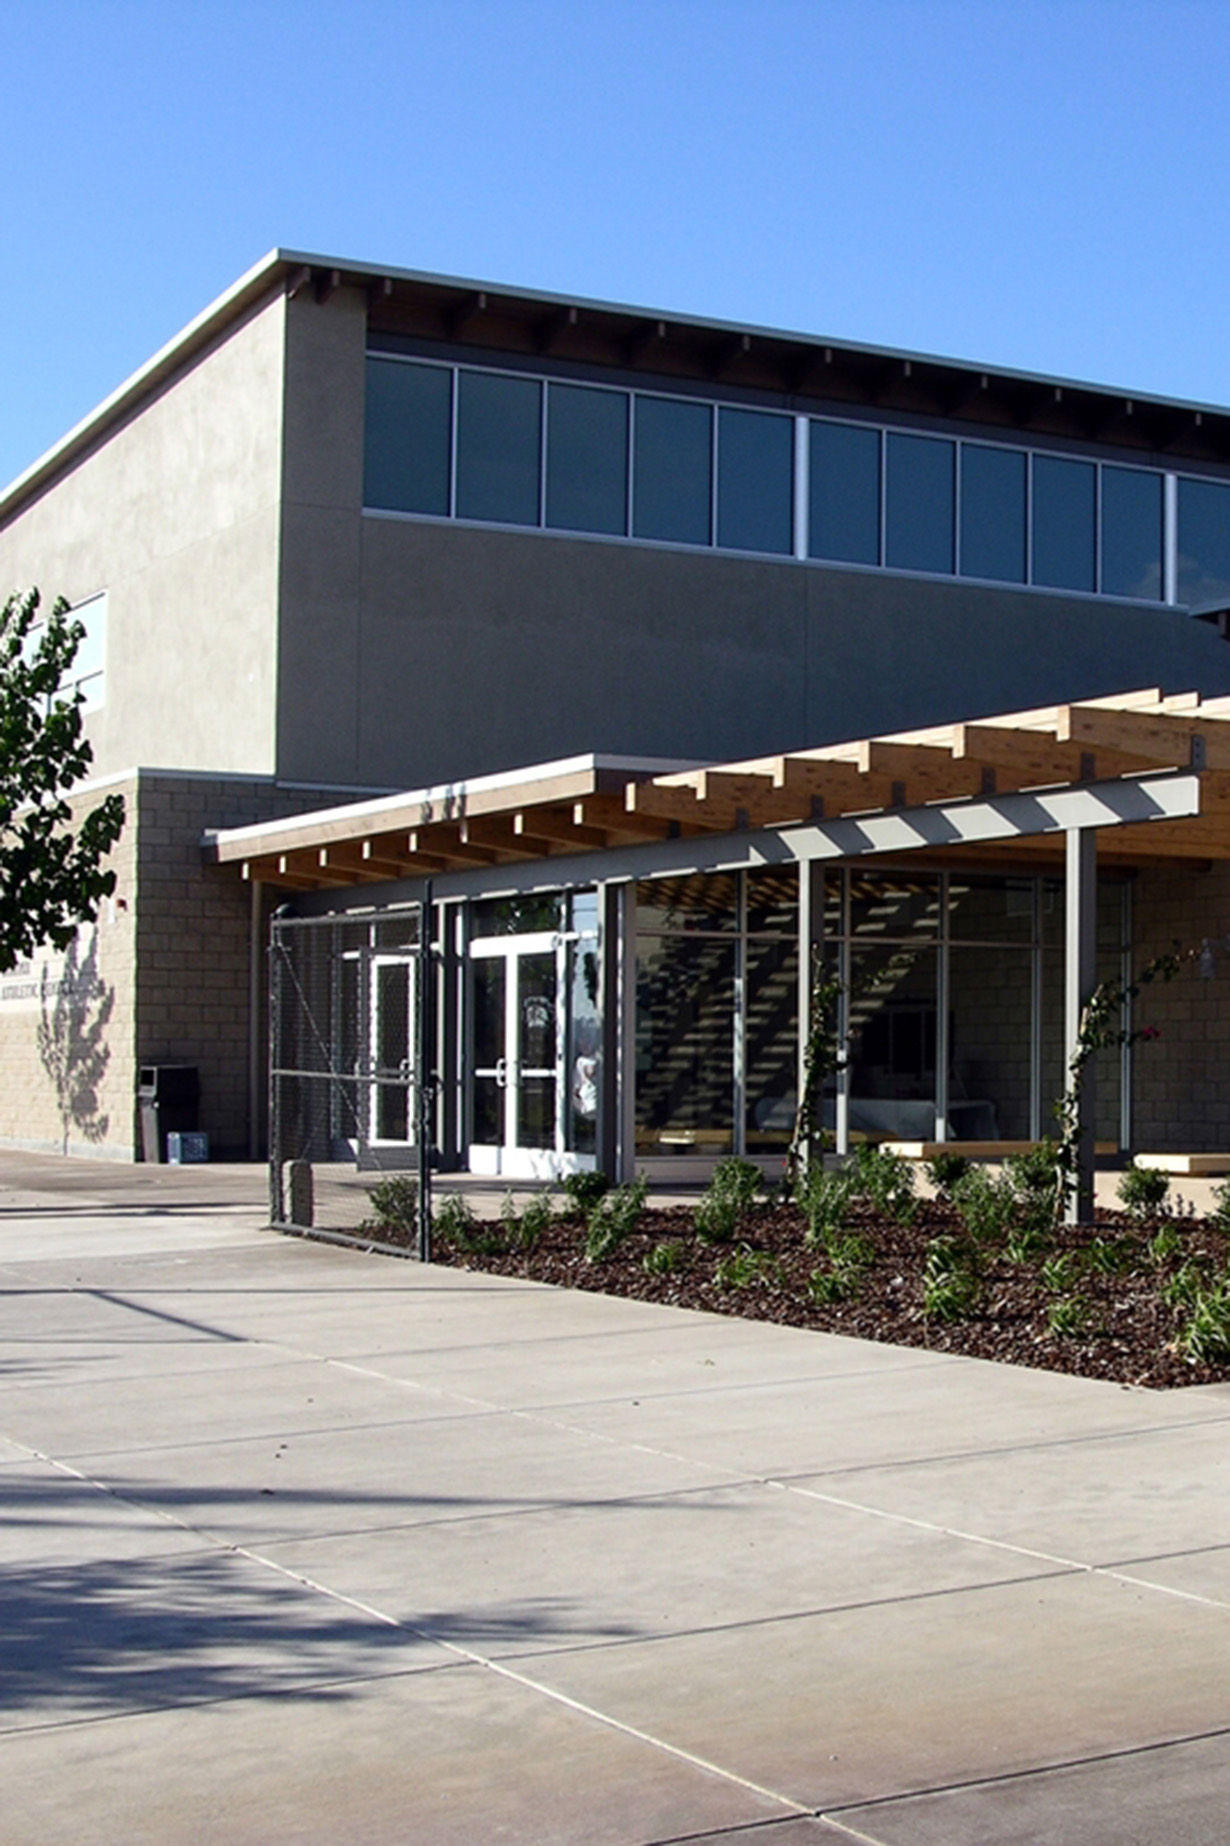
[409,826,500,869]
[458,816,546,860]
[572,795,674,843]
[624,780,733,828]
[858,739,988,800]
[1056,703,1230,769]
[514,807,608,851]
[772,755,897,817]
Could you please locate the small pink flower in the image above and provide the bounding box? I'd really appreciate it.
[1140,1025,1161,1041]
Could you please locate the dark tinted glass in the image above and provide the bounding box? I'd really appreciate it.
[633,395,712,544]
[716,407,793,555]
[545,383,628,535]
[1032,455,1096,591]
[885,433,954,573]
[809,421,880,564]
[456,371,541,526]
[364,358,451,515]
[1102,466,1163,600]
[1178,477,1230,606]
[960,444,1026,583]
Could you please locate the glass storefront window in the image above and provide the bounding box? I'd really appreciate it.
[849,871,941,940]
[1102,467,1163,601]
[546,383,628,536]
[636,873,738,932]
[948,875,1035,945]
[948,945,1031,1139]
[847,942,939,1107]
[471,894,566,937]
[716,407,793,555]
[1032,455,1096,592]
[364,358,451,516]
[747,867,798,934]
[635,934,735,1155]
[1178,476,1230,608]
[809,421,880,565]
[745,937,798,1153]
[456,370,542,526]
[633,395,712,545]
[885,433,954,575]
[960,444,1026,584]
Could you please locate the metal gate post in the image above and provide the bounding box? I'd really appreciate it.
[417,881,435,1261]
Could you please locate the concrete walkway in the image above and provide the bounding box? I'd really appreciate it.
[3,1152,1230,1844]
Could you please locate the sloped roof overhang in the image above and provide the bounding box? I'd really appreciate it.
[203,691,1230,908]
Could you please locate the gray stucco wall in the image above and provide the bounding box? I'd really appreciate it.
[0,291,287,779]
[274,289,1230,791]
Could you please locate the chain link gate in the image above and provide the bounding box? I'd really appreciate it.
[268,887,437,1256]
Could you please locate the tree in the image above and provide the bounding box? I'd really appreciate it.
[0,588,125,972]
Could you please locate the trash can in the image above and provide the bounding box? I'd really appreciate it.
[138,1065,201,1163]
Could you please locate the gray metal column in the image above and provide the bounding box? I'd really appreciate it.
[597,882,622,1181]
[797,861,826,1164]
[1065,828,1098,1224]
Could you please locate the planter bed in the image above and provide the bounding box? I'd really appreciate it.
[358,1194,1230,1391]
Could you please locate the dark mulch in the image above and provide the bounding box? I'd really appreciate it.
[359,1197,1230,1390]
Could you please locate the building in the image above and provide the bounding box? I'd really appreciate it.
[3,250,1230,1185]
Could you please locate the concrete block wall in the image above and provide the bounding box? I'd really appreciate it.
[1131,862,1230,1153]
[133,772,364,1160]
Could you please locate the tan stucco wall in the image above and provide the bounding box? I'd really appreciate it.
[0,777,139,1160]
[0,292,287,779]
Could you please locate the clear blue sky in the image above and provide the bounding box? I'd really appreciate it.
[3,0,1229,489]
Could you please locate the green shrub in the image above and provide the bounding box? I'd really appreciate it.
[1210,1179,1230,1235]
[1147,1223,1182,1267]
[500,1188,554,1253]
[365,1173,418,1232]
[714,1244,782,1291]
[951,1168,1017,1247]
[807,1232,874,1303]
[585,1176,648,1263]
[1004,1208,1053,1266]
[1084,1235,1135,1277]
[1116,1164,1171,1221]
[1048,1294,1090,1339]
[1004,1139,1062,1207]
[1041,1252,1079,1294]
[848,1143,916,1223]
[643,1238,687,1277]
[434,1192,507,1255]
[695,1157,764,1243]
[1162,1259,1214,1309]
[795,1163,856,1248]
[562,1170,609,1213]
[922,1236,980,1322]
[923,1152,971,1196]
[1179,1278,1230,1365]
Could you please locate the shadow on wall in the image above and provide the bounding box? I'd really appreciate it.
[36,930,114,1154]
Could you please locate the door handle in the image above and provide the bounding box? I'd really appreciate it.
[495,1057,508,1090]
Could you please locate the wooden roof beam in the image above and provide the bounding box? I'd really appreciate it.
[1057,704,1230,770]
[514,808,609,850]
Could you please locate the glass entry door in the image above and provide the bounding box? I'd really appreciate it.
[369,954,417,1148]
[469,929,596,1178]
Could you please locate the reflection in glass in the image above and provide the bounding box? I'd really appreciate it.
[373,961,413,1141]
[546,384,628,535]
[885,434,954,574]
[809,421,880,565]
[364,358,451,515]
[1102,467,1163,601]
[848,944,938,1115]
[948,876,1035,945]
[1178,476,1230,607]
[960,445,1026,584]
[471,895,565,938]
[636,873,738,932]
[633,396,712,544]
[518,953,557,1072]
[635,936,735,1154]
[948,946,1030,1139]
[518,1077,556,1150]
[745,938,798,1153]
[716,408,793,555]
[567,939,600,1154]
[456,371,541,526]
[1032,456,1096,591]
[849,871,941,940]
[473,958,505,1071]
[747,867,799,935]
